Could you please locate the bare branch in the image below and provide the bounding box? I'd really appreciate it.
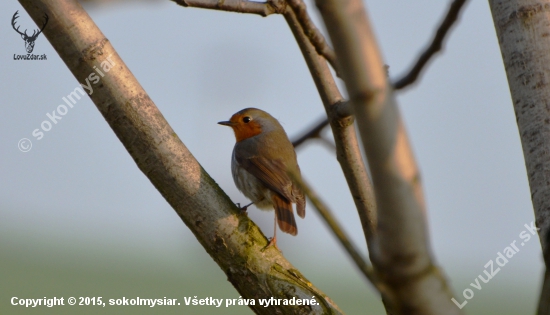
[292,102,351,149]
[19,1,344,314]
[292,117,329,148]
[171,0,281,16]
[289,171,379,288]
[286,0,340,74]
[393,0,469,90]
[317,135,336,151]
[489,1,550,313]
[316,0,462,313]
[283,7,378,248]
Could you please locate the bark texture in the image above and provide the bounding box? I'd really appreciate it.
[489,1,550,313]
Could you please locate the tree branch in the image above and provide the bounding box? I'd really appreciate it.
[489,1,550,313]
[292,102,351,149]
[283,7,378,250]
[291,117,329,148]
[316,0,462,313]
[19,1,343,314]
[393,0,469,90]
[286,0,340,74]
[317,135,336,151]
[290,171,379,288]
[171,0,282,16]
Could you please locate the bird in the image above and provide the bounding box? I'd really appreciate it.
[218,108,306,248]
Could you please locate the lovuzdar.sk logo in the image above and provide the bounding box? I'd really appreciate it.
[11,10,48,61]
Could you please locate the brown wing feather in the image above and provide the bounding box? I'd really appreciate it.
[272,194,297,235]
[235,154,294,202]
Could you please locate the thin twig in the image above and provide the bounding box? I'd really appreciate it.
[171,0,282,16]
[289,172,379,289]
[291,102,351,149]
[286,0,340,75]
[392,0,469,90]
[317,135,336,151]
[292,117,329,148]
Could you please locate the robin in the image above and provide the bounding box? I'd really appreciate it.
[218,108,306,248]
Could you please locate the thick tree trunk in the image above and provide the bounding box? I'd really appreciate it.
[488,1,550,313]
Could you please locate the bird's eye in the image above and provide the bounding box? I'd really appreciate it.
[243,116,251,123]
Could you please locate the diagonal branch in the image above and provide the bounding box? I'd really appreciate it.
[286,0,340,75]
[19,1,343,314]
[292,102,352,148]
[317,135,336,151]
[290,171,379,287]
[393,0,469,90]
[291,117,329,148]
[171,0,283,16]
[283,7,378,249]
[316,0,462,313]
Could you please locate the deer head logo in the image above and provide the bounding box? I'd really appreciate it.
[11,10,48,54]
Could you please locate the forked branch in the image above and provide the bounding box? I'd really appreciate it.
[286,0,340,75]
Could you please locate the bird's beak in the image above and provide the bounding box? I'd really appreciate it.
[218,121,235,126]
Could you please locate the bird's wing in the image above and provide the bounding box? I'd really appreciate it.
[234,153,294,202]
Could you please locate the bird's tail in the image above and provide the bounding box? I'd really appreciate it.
[272,194,297,235]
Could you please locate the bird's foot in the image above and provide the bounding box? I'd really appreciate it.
[261,236,280,252]
[236,202,253,215]
[235,203,249,215]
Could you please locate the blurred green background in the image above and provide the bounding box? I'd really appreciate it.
[0,231,540,314]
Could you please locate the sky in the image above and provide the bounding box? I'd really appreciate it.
[0,0,544,314]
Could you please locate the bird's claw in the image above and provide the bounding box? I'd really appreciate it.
[261,236,280,252]
[236,203,249,215]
